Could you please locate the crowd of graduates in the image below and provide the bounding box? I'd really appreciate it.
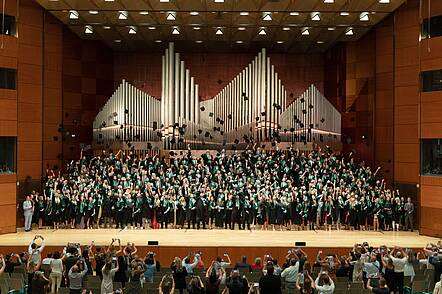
[28,145,414,232]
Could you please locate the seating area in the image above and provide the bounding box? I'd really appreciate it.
[0,262,432,294]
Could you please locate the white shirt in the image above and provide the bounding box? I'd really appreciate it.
[315,276,335,294]
[281,262,299,283]
[28,239,45,264]
[50,259,63,274]
[42,258,53,265]
[390,256,407,273]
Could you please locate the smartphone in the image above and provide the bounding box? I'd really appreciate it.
[253,283,259,287]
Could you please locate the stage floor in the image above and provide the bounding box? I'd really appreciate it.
[0,228,438,248]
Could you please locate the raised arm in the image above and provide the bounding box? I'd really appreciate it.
[0,255,5,275]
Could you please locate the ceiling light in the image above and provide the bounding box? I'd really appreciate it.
[69,10,79,19]
[128,26,137,34]
[214,0,224,2]
[282,27,290,31]
[215,28,223,35]
[317,41,324,44]
[104,0,114,2]
[155,40,162,43]
[359,12,369,21]
[238,27,246,31]
[166,12,176,20]
[277,41,284,44]
[324,0,334,2]
[160,0,169,2]
[103,26,111,29]
[379,0,390,3]
[290,12,299,16]
[263,13,272,21]
[301,27,310,35]
[84,25,93,34]
[114,39,121,43]
[89,10,98,15]
[327,27,336,31]
[139,11,149,15]
[340,12,349,16]
[195,40,203,43]
[258,28,266,35]
[311,12,320,21]
[148,26,156,30]
[172,27,180,35]
[193,27,201,30]
[236,40,243,44]
[118,11,128,20]
[346,28,354,35]
[190,11,199,16]
[240,12,249,16]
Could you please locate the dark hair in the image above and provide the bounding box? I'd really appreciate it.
[53,251,61,259]
[31,243,37,250]
[267,265,274,275]
[290,258,297,266]
[209,268,217,283]
[242,256,247,262]
[322,275,330,285]
[46,252,53,258]
[379,277,386,287]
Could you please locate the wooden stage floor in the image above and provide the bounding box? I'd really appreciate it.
[0,228,438,248]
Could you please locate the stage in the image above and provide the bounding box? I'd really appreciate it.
[0,229,437,265]
[0,228,437,248]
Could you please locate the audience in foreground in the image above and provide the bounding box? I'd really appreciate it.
[0,235,441,294]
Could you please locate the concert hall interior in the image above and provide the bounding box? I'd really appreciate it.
[0,0,442,292]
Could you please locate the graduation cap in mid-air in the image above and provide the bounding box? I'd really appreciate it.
[124,109,129,114]
[204,131,210,137]
[147,143,152,149]
[320,118,325,123]
[271,141,276,147]
[261,111,266,116]
[200,106,205,111]
[113,120,118,125]
[120,124,124,129]
[157,132,162,137]
[302,109,307,114]
[234,139,239,144]
[198,129,203,134]
[227,114,232,119]
[219,120,224,125]
[300,98,305,103]
[209,112,214,117]
[179,128,185,136]
[170,137,176,145]
[216,117,220,122]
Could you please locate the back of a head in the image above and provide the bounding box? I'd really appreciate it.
[290,258,297,266]
[242,256,247,263]
[322,275,330,285]
[53,251,61,259]
[209,268,217,283]
[161,276,173,294]
[379,277,387,287]
[266,264,275,275]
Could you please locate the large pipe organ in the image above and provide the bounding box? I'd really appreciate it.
[93,43,341,150]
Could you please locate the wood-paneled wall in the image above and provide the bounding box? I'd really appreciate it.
[393,0,420,185]
[0,0,20,234]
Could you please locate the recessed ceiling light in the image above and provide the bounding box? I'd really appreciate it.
[215,28,223,35]
[240,12,249,16]
[104,0,114,2]
[277,41,284,44]
[118,11,128,20]
[290,12,299,16]
[340,12,350,16]
[282,27,290,31]
[317,41,324,44]
[84,25,93,34]
[236,40,243,44]
[155,40,162,43]
[148,26,156,30]
[139,11,149,15]
[166,12,176,20]
[172,27,180,35]
[114,39,121,43]
[69,10,79,19]
[160,0,169,2]
[89,10,98,15]
[258,28,266,35]
[379,0,390,3]
[214,0,224,2]
[190,11,199,16]
[103,26,111,29]
[128,26,137,34]
[346,27,354,35]
[195,40,203,43]
[193,26,201,30]
[324,0,334,3]
[359,12,369,21]
[301,27,310,35]
[263,13,272,21]
[327,27,336,31]
[238,27,246,31]
[311,12,320,21]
